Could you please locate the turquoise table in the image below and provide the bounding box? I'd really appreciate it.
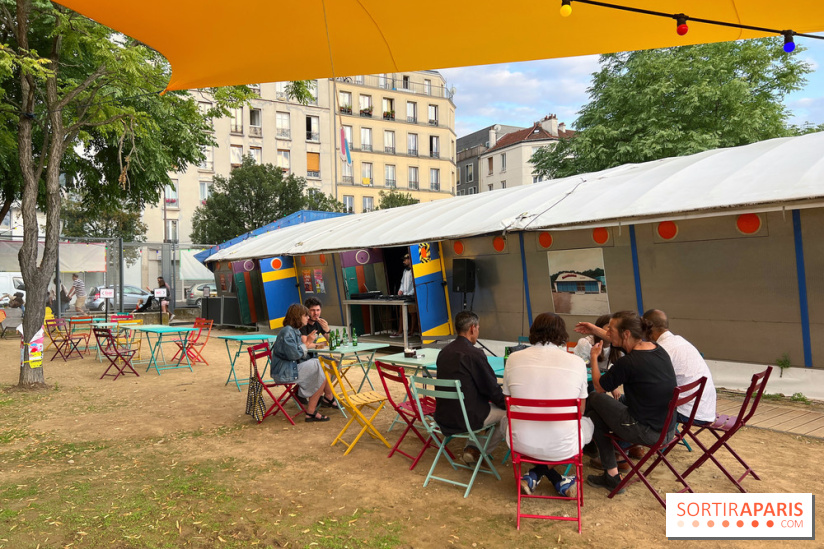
[313,342,389,392]
[218,334,278,391]
[131,325,197,375]
[380,349,504,377]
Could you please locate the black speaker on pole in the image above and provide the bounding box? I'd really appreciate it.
[452,258,476,293]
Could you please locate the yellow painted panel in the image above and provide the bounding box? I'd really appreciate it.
[413,258,442,279]
[262,268,297,283]
[269,317,285,330]
[422,321,451,344]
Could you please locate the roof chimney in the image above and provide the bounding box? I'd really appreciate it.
[540,114,558,136]
[558,122,566,133]
[488,124,501,148]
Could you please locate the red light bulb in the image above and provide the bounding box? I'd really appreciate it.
[677,23,689,35]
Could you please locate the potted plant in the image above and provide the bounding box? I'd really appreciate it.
[383,110,395,120]
[340,105,352,114]
[359,106,373,117]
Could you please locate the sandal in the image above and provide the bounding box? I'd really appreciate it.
[320,396,339,409]
[305,410,330,422]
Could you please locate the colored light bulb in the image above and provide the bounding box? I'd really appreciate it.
[560,0,572,17]
[675,15,688,36]
[783,33,796,53]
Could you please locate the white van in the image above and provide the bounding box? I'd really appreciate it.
[0,272,26,305]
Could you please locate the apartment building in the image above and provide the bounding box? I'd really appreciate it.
[332,71,456,213]
[456,124,523,196]
[478,115,574,192]
[145,81,335,243]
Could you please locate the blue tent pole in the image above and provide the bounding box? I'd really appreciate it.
[332,254,345,325]
[792,210,813,368]
[518,232,533,326]
[629,225,644,314]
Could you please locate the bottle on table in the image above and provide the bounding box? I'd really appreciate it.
[341,329,349,346]
[504,346,511,368]
[352,329,358,347]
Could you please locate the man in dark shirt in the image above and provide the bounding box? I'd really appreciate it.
[575,310,677,494]
[300,297,329,347]
[435,311,507,465]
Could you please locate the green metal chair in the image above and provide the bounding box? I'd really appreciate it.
[410,376,501,498]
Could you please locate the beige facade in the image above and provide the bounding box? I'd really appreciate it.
[331,71,456,213]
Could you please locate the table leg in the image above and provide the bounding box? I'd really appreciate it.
[176,332,194,372]
[145,332,162,375]
[402,303,409,351]
[352,350,376,392]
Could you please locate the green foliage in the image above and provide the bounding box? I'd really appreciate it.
[61,197,147,242]
[304,188,347,213]
[776,352,791,377]
[377,189,419,210]
[790,392,810,404]
[531,39,812,179]
[190,156,344,244]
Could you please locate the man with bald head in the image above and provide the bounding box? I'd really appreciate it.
[642,309,717,425]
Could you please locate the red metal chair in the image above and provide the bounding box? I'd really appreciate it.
[69,315,94,353]
[605,377,707,508]
[679,367,772,492]
[45,318,85,361]
[94,327,139,380]
[170,318,213,365]
[505,396,584,532]
[375,361,449,470]
[246,342,307,425]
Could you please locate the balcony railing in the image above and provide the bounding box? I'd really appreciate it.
[340,106,352,115]
[342,175,354,184]
[384,146,395,154]
[198,160,214,171]
[385,179,396,188]
[276,128,291,139]
[409,181,419,190]
[383,111,395,120]
[362,144,372,152]
[250,126,262,137]
[334,75,455,100]
[275,91,288,100]
[430,151,440,159]
[164,198,179,208]
[359,108,373,117]
[307,170,320,178]
[430,183,441,191]
[408,148,418,156]
[407,116,417,123]
[230,123,243,135]
[429,119,438,126]
[306,131,320,141]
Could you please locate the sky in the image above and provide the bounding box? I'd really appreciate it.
[440,38,824,138]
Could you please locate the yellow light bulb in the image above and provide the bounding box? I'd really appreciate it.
[560,4,572,17]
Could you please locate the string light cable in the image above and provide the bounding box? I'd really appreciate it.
[557,0,824,51]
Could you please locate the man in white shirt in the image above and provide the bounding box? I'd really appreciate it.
[503,312,594,498]
[391,253,416,338]
[643,309,717,424]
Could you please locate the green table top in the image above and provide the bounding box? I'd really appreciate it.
[380,350,504,377]
[314,342,389,354]
[92,321,120,328]
[218,334,277,342]
[131,325,197,334]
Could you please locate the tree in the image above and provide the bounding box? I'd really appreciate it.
[304,188,346,213]
[377,189,419,210]
[190,156,345,244]
[61,197,147,266]
[1,1,251,387]
[531,39,811,179]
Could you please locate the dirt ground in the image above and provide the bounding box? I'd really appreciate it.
[1,328,822,548]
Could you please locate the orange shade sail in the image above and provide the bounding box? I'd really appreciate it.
[57,1,824,91]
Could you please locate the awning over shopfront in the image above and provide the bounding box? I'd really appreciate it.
[206,132,824,262]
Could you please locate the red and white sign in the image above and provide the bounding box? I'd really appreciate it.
[154,288,167,298]
[667,493,814,540]
[100,288,115,299]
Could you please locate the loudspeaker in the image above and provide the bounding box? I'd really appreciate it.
[452,258,476,293]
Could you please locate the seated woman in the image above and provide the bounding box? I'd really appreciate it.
[271,303,337,422]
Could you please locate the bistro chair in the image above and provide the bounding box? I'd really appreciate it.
[605,377,707,508]
[171,318,213,365]
[94,327,139,381]
[245,342,306,425]
[116,318,144,360]
[320,356,390,456]
[110,313,134,322]
[505,396,584,532]
[44,318,85,361]
[410,376,501,498]
[69,315,95,353]
[679,367,772,493]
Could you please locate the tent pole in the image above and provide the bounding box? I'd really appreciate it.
[629,225,644,314]
[792,210,812,367]
[518,232,532,327]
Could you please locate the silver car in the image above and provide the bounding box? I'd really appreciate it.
[185,282,213,307]
[87,285,153,311]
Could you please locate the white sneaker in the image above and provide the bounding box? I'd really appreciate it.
[169,314,175,323]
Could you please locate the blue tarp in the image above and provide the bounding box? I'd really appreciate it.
[193,210,349,265]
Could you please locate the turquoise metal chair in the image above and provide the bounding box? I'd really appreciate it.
[410,376,501,498]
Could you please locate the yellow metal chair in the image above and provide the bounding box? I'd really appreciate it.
[319,356,390,456]
[116,318,144,359]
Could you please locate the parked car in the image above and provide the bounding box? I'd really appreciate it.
[186,282,213,307]
[87,285,153,311]
[0,272,25,306]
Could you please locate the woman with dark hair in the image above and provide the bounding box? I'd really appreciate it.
[271,303,336,422]
[575,310,676,494]
[502,313,593,499]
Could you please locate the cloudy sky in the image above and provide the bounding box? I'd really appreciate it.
[440,38,824,138]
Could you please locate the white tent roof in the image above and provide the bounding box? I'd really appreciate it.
[207,132,824,263]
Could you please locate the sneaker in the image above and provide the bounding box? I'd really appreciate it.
[554,475,578,498]
[168,314,175,323]
[586,471,625,494]
[462,446,481,466]
[520,471,540,495]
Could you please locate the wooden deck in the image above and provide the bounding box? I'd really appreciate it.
[717,396,824,439]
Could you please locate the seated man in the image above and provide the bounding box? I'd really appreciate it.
[503,313,593,498]
[643,309,717,425]
[435,310,506,465]
[300,297,330,347]
[576,310,676,494]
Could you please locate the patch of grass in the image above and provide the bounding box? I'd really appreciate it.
[0,428,28,444]
[296,509,404,549]
[762,393,785,401]
[791,392,811,404]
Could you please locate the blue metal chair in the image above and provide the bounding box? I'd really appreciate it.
[410,376,501,497]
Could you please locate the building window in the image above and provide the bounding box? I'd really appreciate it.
[487,157,493,175]
[382,98,395,120]
[501,152,507,172]
[385,164,396,188]
[342,125,353,152]
[230,145,243,167]
[378,73,388,89]
[199,180,212,204]
[469,187,476,195]
[407,101,417,123]
[230,108,243,134]
[363,196,374,212]
[360,127,372,152]
[359,95,373,116]
[407,133,418,156]
[165,219,178,242]
[465,164,474,183]
[339,91,352,114]
[384,130,395,154]
[501,180,506,189]
[429,135,440,158]
[250,146,262,164]
[343,195,354,213]
[430,168,440,191]
[428,105,438,125]
[308,80,318,105]
[361,162,373,186]
[341,160,353,183]
[307,152,320,178]
[305,116,320,141]
[164,183,179,209]
[354,75,364,85]
[488,183,493,191]
[276,112,291,139]
[249,108,262,137]
[424,79,431,95]
[275,81,288,100]
[532,174,547,184]
[277,149,290,174]
[198,146,214,171]
[402,75,410,89]
[408,166,419,190]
